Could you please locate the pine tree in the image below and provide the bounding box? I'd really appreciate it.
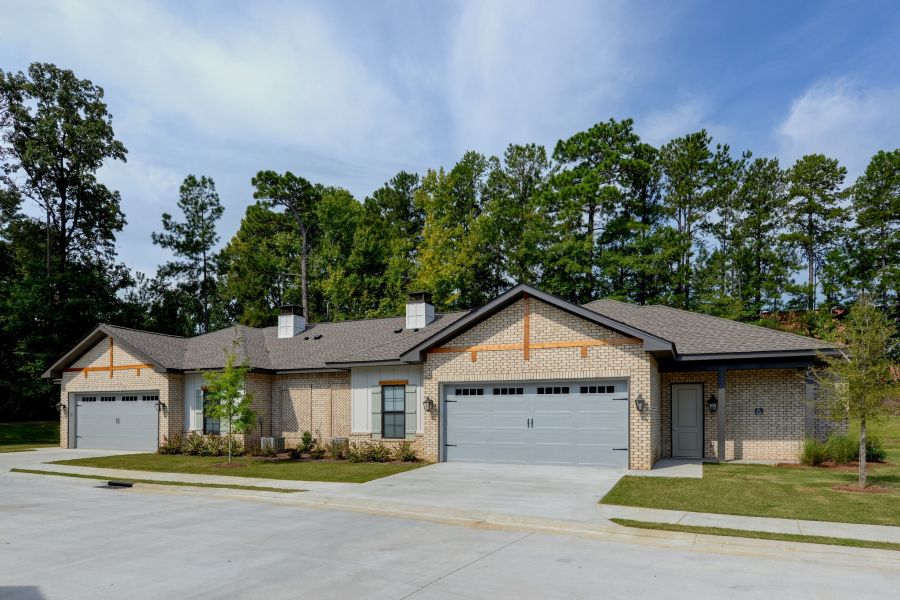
[658,131,726,309]
[152,175,224,334]
[785,154,847,310]
[848,149,900,312]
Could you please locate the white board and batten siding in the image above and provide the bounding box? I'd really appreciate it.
[184,373,206,432]
[351,365,424,434]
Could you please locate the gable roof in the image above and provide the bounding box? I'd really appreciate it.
[583,299,835,359]
[42,312,467,377]
[43,287,837,378]
[399,284,673,362]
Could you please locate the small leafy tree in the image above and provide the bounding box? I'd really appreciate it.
[202,341,255,463]
[815,295,899,487]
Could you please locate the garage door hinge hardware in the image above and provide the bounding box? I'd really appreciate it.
[444,444,457,447]
[613,448,628,451]
[445,399,457,403]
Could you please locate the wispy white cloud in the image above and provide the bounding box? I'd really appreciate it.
[776,78,900,180]
[444,0,665,155]
[637,96,713,147]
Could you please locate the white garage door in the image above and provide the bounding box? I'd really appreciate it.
[444,381,629,467]
[74,392,159,451]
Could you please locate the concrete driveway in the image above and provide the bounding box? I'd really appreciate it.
[1,471,899,599]
[315,462,625,523]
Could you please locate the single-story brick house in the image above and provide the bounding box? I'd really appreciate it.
[43,284,841,469]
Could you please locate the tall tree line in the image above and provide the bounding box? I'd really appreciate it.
[1,63,898,419]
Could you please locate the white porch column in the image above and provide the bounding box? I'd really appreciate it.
[717,367,726,463]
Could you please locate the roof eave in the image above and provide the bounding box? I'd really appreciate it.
[324,359,419,368]
[673,348,838,362]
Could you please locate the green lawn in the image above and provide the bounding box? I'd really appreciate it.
[52,453,425,483]
[0,421,59,451]
[611,519,900,552]
[601,416,900,527]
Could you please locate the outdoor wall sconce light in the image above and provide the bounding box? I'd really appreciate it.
[156,401,167,412]
[56,402,67,414]
[708,394,718,413]
[423,397,436,414]
[634,394,646,413]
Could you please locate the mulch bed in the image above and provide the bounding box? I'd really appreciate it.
[832,484,892,494]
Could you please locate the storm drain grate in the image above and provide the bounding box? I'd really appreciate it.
[94,480,134,490]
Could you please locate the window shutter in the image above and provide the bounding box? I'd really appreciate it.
[371,387,382,439]
[405,385,417,440]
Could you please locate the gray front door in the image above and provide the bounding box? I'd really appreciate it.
[672,383,703,458]
[74,392,159,451]
[444,381,628,467]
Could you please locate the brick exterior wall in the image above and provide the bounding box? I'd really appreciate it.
[661,368,827,462]
[421,298,660,469]
[274,372,351,447]
[58,336,184,448]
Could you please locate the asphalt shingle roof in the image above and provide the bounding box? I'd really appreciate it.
[90,294,832,375]
[583,299,833,356]
[101,313,468,372]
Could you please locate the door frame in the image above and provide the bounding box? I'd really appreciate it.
[670,382,704,458]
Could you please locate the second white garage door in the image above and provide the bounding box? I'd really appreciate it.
[444,381,629,467]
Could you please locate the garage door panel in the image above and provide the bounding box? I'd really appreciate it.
[75,393,158,451]
[445,381,628,467]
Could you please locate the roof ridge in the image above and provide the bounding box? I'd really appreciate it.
[102,323,186,339]
[327,313,469,363]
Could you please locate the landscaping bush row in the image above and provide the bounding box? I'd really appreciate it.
[159,430,421,463]
[799,433,886,466]
[286,431,420,463]
[159,433,245,457]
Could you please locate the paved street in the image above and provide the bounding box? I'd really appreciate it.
[1,471,898,599]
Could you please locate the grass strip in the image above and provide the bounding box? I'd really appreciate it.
[0,444,57,453]
[610,518,900,552]
[11,468,304,494]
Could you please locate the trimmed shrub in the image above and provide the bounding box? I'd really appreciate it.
[330,438,349,460]
[825,433,856,465]
[799,438,828,466]
[159,434,183,455]
[394,441,419,462]
[346,443,366,463]
[309,443,327,459]
[366,442,392,463]
[866,436,887,463]
[182,432,205,455]
[200,435,225,456]
[225,436,245,457]
[299,431,315,453]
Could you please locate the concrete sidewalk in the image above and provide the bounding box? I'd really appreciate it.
[597,504,900,544]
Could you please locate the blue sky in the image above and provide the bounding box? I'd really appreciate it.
[3,0,900,275]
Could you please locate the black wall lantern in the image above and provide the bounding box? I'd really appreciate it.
[708,394,718,413]
[634,393,646,413]
[423,397,436,414]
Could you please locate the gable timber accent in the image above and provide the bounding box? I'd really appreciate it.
[401,284,672,362]
[428,337,643,362]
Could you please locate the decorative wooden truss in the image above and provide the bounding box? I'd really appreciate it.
[63,337,154,378]
[427,294,641,362]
